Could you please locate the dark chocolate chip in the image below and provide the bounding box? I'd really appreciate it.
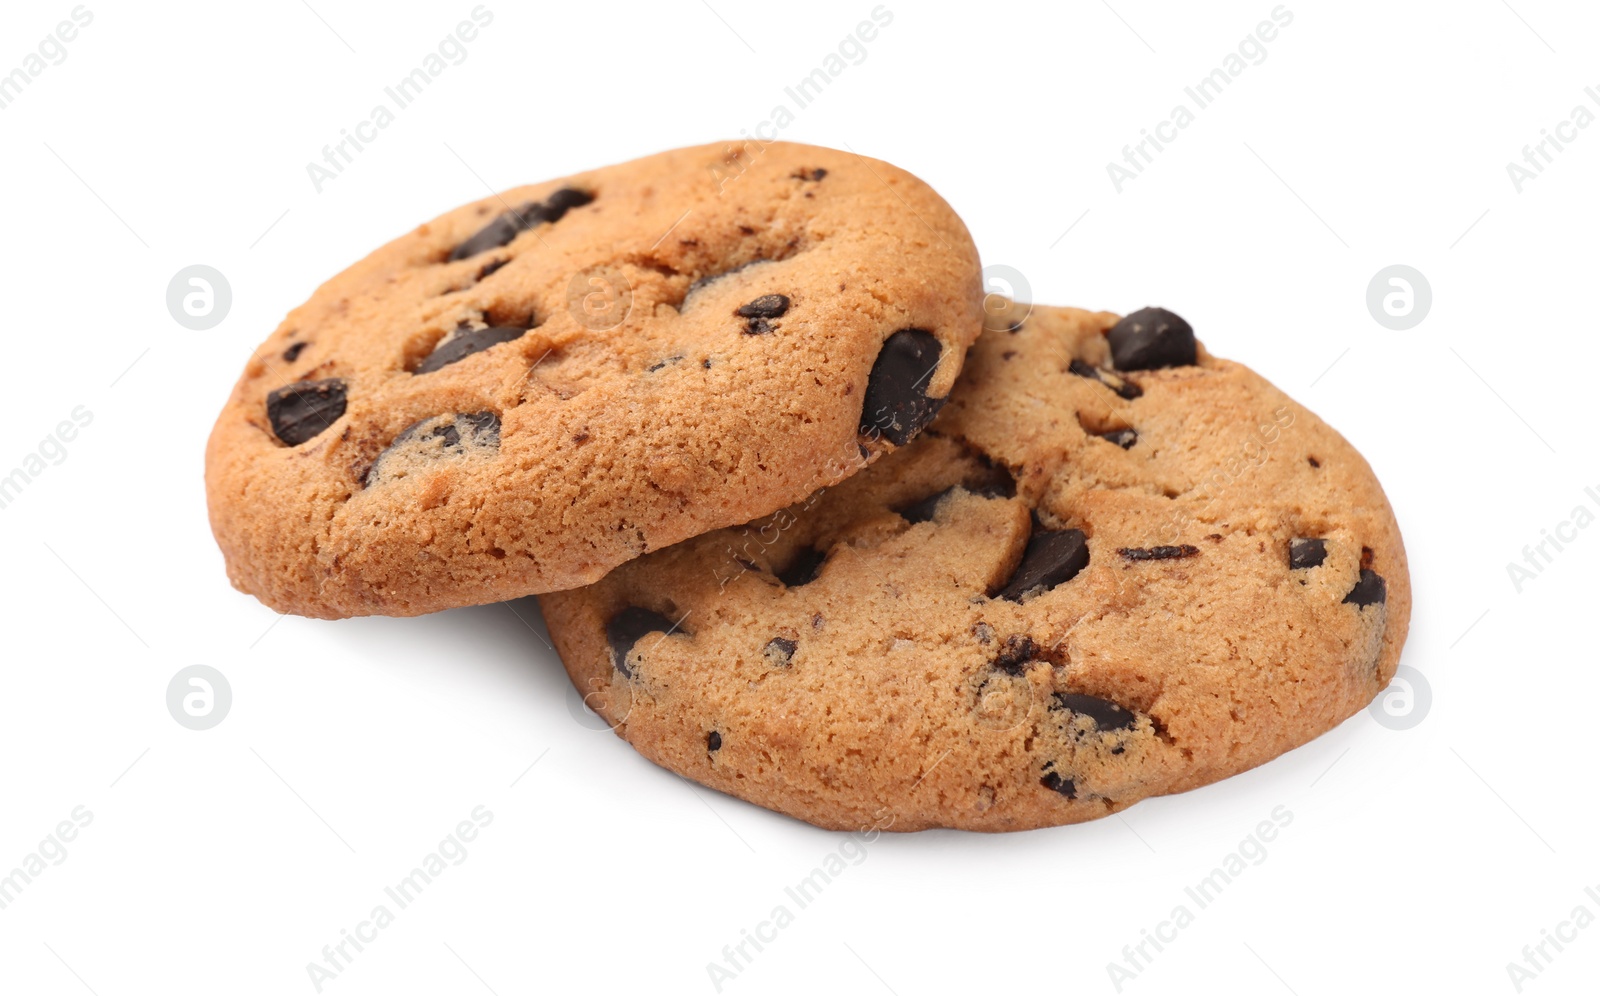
[898,487,955,524]
[1041,771,1077,799]
[763,637,797,666]
[605,606,680,677]
[1108,307,1196,370]
[1054,693,1136,730]
[1119,545,1199,561]
[736,294,789,319]
[794,167,827,181]
[1289,538,1327,569]
[266,378,347,446]
[1307,456,1321,468]
[1098,429,1138,449]
[1114,380,1144,401]
[1067,358,1142,399]
[282,342,308,363]
[996,528,1090,601]
[1343,569,1387,607]
[744,317,776,336]
[449,188,592,260]
[991,635,1036,676]
[777,547,826,588]
[859,329,945,446]
[707,730,722,751]
[364,412,500,487]
[414,326,528,375]
[476,258,510,281]
[541,186,594,216]
[1068,359,1100,380]
[450,211,524,261]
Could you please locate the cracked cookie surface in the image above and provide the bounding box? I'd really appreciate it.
[205,141,982,618]
[539,302,1411,832]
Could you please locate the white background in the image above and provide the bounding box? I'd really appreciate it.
[1,0,1597,993]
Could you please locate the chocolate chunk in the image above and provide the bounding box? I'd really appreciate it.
[1068,359,1099,379]
[898,487,955,524]
[859,329,945,445]
[996,527,1090,601]
[449,188,592,260]
[1041,771,1077,799]
[1307,456,1321,468]
[1108,307,1196,370]
[777,547,827,588]
[707,731,723,752]
[605,606,679,677]
[450,211,523,261]
[541,187,594,217]
[1119,545,1199,561]
[1067,358,1143,399]
[992,635,1036,676]
[736,294,789,319]
[1054,693,1136,730]
[364,411,500,487]
[282,342,308,363]
[1289,538,1327,569]
[414,326,528,374]
[737,296,789,335]
[1343,569,1387,607]
[763,637,797,666]
[1098,429,1138,449]
[266,378,347,446]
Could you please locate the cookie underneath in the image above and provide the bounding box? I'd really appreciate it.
[540,302,1411,832]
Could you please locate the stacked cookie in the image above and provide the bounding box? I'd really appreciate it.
[207,142,1409,832]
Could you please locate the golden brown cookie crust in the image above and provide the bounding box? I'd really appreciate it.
[540,303,1411,832]
[205,141,982,618]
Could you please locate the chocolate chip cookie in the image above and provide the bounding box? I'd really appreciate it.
[539,302,1410,832]
[206,142,982,618]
